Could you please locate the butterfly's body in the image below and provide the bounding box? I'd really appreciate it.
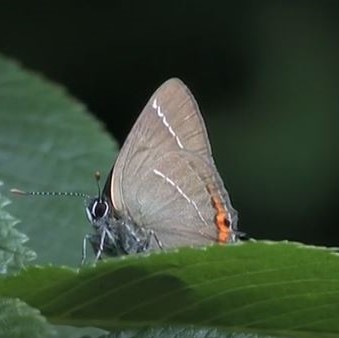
[85,197,155,260]
[84,78,239,261]
[86,218,151,257]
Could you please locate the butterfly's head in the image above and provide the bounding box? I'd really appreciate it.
[85,171,111,229]
[85,197,110,226]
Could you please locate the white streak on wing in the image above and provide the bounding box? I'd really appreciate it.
[191,200,208,227]
[153,169,208,226]
[152,98,184,149]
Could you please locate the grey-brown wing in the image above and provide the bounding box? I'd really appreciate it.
[110,78,237,245]
[111,78,212,210]
[126,150,236,247]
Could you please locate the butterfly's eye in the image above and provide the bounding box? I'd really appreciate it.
[92,200,109,218]
[86,198,110,224]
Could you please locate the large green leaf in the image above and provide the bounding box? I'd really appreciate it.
[0,242,338,337]
[0,55,117,266]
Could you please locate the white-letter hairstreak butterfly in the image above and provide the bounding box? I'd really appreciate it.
[12,78,239,263]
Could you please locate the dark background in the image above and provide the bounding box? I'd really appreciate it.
[1,1,338,246]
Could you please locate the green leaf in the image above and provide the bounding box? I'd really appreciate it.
[0,55,118,266]
[0,298,53,338]
[88,326,276,338]
[0,242,338,337]
[0,184,36,274]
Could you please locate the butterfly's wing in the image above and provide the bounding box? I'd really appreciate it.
[109,78,237,248]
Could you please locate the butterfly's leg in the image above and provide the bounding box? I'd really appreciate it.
[82,234,105,264]
[81,234,92,265]
[148,229,163,250]
[105,228,115,243]
[94,230,107,262]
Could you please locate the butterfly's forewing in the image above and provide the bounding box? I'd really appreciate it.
[110,78,237,248]
[111,79,211,209]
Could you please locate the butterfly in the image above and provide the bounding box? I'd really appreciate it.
[12,78,239,263]
[83,78,238,262]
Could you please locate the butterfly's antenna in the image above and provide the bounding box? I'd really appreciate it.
[94,171,102,199]
[10,188,89,199]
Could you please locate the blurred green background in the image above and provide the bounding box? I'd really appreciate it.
[0,1,338,247]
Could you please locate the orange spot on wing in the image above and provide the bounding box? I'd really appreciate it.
[207,185,231,243]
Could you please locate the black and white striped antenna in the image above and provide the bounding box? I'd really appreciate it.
[9,172,104,200]
[10,188,89,199]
